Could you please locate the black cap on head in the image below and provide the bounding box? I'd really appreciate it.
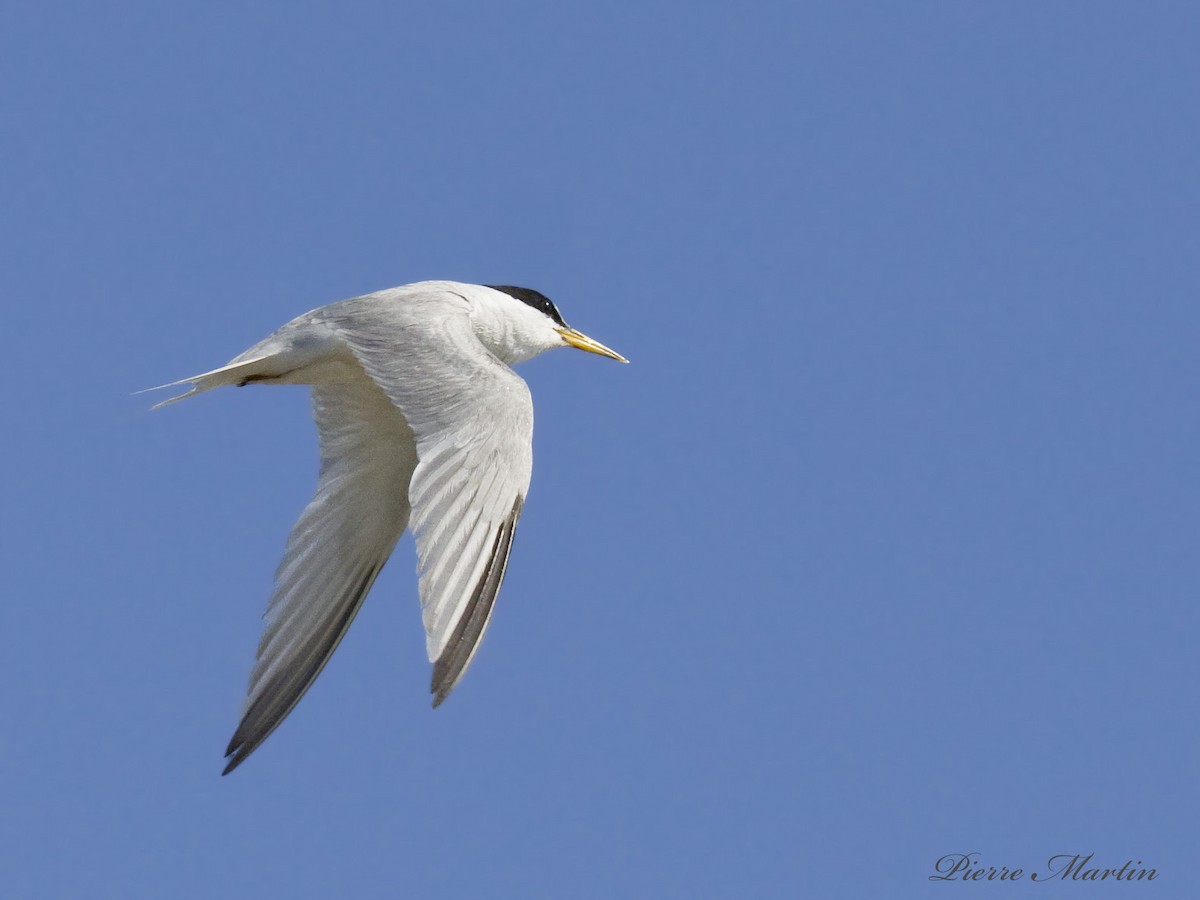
[487,285,566,328]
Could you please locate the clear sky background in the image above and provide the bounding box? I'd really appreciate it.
[2,2,1197,897]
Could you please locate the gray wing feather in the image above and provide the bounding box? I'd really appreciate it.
[326,287,534,706]
[223,365,417,773]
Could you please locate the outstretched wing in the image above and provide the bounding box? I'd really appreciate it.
[329,289,534,706]
[223,363,418,773]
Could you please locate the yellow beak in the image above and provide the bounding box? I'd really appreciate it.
[556,327,629,363]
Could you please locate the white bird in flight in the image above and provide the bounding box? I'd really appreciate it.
[152,281,626,773]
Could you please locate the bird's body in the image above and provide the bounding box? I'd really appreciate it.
[153,281,625,773]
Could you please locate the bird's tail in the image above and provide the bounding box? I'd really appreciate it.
[141,318,338,408]
[138,354,280,409]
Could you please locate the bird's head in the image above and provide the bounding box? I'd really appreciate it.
[476,284,628,366]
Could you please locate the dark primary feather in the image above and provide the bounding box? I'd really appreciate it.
[223,562,384,775]
[431,497,523,707]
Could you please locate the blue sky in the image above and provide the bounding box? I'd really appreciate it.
[3,2,1197,897]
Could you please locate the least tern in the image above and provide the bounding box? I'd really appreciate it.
[152,281,626,773]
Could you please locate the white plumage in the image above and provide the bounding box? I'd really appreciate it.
[151,280,625,773]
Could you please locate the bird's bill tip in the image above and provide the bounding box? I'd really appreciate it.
[556,327,628,363]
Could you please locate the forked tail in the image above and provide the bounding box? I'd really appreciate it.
[138,355,279,408]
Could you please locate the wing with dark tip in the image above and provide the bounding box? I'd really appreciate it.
[429,496,523,706]
[222,366,418,774]
[328,289,534,707]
